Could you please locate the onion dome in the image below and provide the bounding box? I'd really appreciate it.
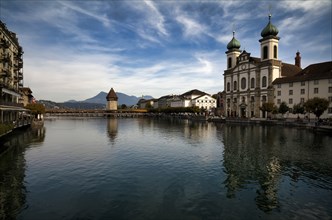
[227,31,241,50]
[261,14,279,37]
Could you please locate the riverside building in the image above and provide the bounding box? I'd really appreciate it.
[0,20,29,124]
[223,15,331,119]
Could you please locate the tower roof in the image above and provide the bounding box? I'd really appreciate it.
[227,31,241,50]
[106,88,118,101]
[261,14,279,38]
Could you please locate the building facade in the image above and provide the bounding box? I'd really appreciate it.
[273,61,332,119]
[224,15,302,118]
[0,20,27,124]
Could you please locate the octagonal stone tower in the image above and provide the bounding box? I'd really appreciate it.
[106,88,118,111]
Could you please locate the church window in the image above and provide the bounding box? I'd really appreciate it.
[228,57,232,68]
[262,76,267,87]
[274,45,277,58]
[241,77,246,90]
[251,78,255,88]
[234,81,237,91]
[227,82,230,91]
[263,46,268,59]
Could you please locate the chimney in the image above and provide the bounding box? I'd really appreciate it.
[295,51,301,68]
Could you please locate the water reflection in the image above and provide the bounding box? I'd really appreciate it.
[0,126,45,219]
[222,125,332,212]
[107,118,118,145]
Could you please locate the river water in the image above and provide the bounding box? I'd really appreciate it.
[0,118,331,220]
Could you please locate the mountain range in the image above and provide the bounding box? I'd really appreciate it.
[40,92,154,110]
[83,91,153,106]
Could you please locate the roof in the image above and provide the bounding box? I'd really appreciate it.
[281,63,302,77]
[273,61,332,84]
[261,15,279,38]
[182,89,206,97]
[227,32,241,50]
[106,88,118,101]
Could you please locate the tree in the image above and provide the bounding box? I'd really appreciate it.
[278,102,289,116]
[293,103,305,117]
[260,102,275,118]
[26,103,45,115]
[120,104,127,109]
[304,97,329,119]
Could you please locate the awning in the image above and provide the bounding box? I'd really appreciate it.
[1,88,21,97]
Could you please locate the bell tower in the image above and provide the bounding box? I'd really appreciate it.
[259,14,280,61]
[226,31,241,69]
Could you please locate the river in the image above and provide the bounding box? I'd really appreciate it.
[0,118,331,220]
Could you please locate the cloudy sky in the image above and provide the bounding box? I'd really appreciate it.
[1,0,331,102]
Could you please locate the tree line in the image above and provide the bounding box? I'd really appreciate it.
[260,97,330,119]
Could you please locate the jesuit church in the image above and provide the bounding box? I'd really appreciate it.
[224,14,302,118]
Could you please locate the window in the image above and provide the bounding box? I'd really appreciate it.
[329,97,332,102]
[277,99,281,104]
[329,87,332,93]
[242,97,245,103]
[228,57,232,68]
[301,81,305,86]
[277,91,281,96]
[234,81,237,91]
[314,88,319,94]
[234,98,237,103]
[273,45,277,58]
[262,96,267,102]
[314,80,319,85]
[262,76,267,87]
[251,78,255,88]
[289,98,293,104]
[227,82,230,91]
[277,84,281,88]
[301,89,305,94]
[241,77,246,90]
[251,96,255,102]
[289,82,293,87]
[328,107,332,114]
[329,79,332,84]
[263,46,268,59]
[289,90,293,95]
[300,98,305,103]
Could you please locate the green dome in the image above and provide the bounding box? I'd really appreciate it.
[261,15,279,37]
[227,32,241,50]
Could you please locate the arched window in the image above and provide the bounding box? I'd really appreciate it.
[241,77,246,90]
[233,81,237,91]
[251,78,255,88]
[227,82,230,91]
[263,46,268,59]
[274,45,277,59]
[262,76,267,87]
[228,57,232,68]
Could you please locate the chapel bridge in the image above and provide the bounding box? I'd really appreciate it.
[45,109,148,118]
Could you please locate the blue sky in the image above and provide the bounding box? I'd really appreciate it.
[1,0,331,102]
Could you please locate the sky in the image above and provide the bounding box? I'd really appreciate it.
[1,0,331,102]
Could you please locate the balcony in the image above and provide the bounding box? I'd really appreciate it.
[0,100,24,108]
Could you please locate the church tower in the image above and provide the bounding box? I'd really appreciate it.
[226,31,241,69]
[106,88,118,111]
[259,14,280,61]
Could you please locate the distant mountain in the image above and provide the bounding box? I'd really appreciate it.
[84,91,153,106]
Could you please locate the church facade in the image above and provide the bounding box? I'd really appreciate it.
[223,15,302,118]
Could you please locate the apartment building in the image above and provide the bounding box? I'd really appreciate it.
[0,20,26,124]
